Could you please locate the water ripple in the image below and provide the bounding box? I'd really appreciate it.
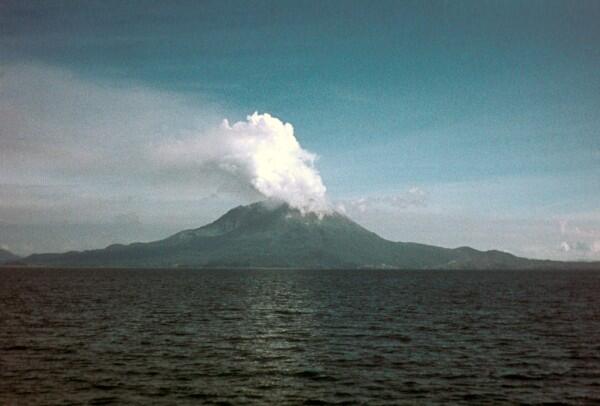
[1,268,600,404]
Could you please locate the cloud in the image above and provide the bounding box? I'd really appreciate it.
[0,63,223,183]
[556,219,600,259]
[0,62,249,230]
[152,112,329,213]
[337,187,427,214]
[560,240,600,254]
[1,63,330,215]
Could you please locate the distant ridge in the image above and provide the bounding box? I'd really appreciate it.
[19,201,600,270]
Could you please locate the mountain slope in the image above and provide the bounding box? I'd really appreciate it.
[0,248,20,264]
[22,201,599,269]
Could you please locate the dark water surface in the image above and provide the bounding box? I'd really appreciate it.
[1,268,600,405]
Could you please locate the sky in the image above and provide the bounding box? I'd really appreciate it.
[1,0,599,260]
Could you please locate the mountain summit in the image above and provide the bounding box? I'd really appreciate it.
[22,201,598,269]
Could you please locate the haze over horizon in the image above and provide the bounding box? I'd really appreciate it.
[1,0,599,260]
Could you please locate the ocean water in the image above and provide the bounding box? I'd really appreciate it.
[1,268,599,405]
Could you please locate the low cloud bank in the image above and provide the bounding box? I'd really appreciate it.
[558,220,600,259]
[336,188,427,214]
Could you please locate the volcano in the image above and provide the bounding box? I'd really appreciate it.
[21,201,598,269]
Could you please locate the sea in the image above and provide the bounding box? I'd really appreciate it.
[1,268,599,405]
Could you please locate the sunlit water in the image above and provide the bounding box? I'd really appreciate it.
[1,268,599,404]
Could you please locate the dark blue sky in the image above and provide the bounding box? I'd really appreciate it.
[1,1,599,258]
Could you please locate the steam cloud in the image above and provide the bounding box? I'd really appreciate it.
[154,113,329,213]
